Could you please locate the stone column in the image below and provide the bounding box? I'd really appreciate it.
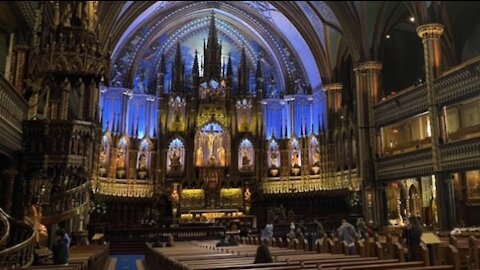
[14,45,28,93]
[2,170,18,215]
[323,83,343,130]
[417,23,455,229]
[354,61,382,225]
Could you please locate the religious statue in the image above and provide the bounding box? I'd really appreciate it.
[196,146,203,166]
[171,188,179,204]
[217,146,226,166]
[138,153,147,171]
[291,151,300,168]
[115,149,125,178]
[244,188,251,203]
[116,150,125,170]
[312,147,320,166]
[23,197,48,245]
[241,148,251,167]
[270,152,279,168]
[170,149,181,166]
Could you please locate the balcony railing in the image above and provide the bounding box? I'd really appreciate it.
[0,208,36,269]
[262,169,359,194]
[0,74,27,154]
[42,181,90,225]
[376,148,433,181]
[95,178,154,198]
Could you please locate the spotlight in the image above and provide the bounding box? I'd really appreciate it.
[409,16,415,23]
[386,34,391,39]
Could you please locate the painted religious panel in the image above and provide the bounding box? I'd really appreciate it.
[466,170,480,204]
[195,123,229,167]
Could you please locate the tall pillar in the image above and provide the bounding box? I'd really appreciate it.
[323,83,343,130]
[2,170,17,215]
[354,61,382,225]
[417,23,454,229]
[14,45,28,93]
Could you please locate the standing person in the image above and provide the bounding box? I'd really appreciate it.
[254,240,273,264]
[356,217,368,240]
[314,218,326,238]
[52,229,69,265]
[337,219,357,255]
[403,216,423,261]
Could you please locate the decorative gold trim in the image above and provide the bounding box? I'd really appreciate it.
[417,23,444,39]
[323,83,343,92]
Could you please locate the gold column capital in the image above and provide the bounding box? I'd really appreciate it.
[353,61,383,73]
[417,23,444,39]
[323,83,343,92]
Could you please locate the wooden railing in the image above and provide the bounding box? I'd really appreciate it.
[42,181,90,225]
[0,208,36,269]
[0,208,11,247]
[105,225,226,241]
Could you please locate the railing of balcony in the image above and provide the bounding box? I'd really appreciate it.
[262,170,359,194]
[0,74,27,154]
[0,208,36,269]
[95,178,154,198]
[42,181,90,224]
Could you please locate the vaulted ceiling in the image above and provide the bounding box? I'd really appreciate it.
[9,1,480,97]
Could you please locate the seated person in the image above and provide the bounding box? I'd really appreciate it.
[216,236,230,247]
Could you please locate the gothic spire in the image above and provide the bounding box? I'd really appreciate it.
[238,47,249,95]
[160,54,166,74]
[226,53,233,77]
[203,12,222,80]
[192,50,199,76]
[171,42,184,93]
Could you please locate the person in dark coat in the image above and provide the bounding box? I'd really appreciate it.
[52,229,69,265]
[403,216,424,261]
[254,240,273,264]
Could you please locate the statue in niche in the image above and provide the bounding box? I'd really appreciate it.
[312,147,320,166]
[169,148,182,173]
[98,147,107,176]
[138,153,147,170]
[196,146,204,166]
[170,149,181,166]
[291,151,300,168]
[244,188,251,203]
[270,152,279,168]
[61,2,72,26]
[241,148,251,167]
[116,149,126,178]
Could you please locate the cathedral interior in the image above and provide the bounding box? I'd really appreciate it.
[1,1,480,269]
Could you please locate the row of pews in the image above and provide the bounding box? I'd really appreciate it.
[144,236,457,270]
[22,244,109,270]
